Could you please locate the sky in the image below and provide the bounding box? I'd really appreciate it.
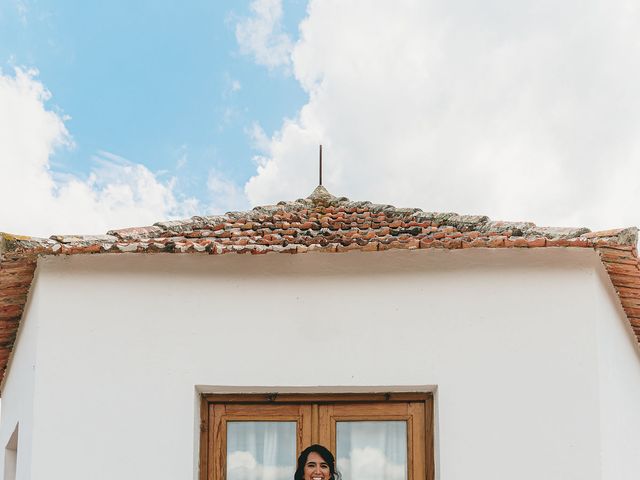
[1,0,640,237]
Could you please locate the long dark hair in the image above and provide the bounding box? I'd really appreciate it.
[294,444,341,480]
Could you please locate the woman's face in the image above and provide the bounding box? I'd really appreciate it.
[303,451,331,480]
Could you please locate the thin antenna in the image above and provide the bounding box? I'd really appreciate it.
[319,144,323,186]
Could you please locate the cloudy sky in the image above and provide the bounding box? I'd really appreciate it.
[1,0,639,237]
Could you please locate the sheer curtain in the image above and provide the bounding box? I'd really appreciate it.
[227,422,297,480]
[336,421,407,480]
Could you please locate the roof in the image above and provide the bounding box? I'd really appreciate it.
[1,185,639,388]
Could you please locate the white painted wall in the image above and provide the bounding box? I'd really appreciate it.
[2,248,639,480]
[0,267,41,480]
[594,263,640,478]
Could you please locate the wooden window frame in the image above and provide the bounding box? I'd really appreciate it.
[200,393,434,480]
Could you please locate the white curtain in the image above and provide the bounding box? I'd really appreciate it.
[336,421,407,480]
[227,422,297,480]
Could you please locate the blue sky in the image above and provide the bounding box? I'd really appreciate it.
[2,0,640,236]
[1,0,306,205]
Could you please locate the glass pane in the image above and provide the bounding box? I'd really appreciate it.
[227,422,297,480]
[336,421,407,480]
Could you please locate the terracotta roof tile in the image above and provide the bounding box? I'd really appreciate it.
[0,185,639,390]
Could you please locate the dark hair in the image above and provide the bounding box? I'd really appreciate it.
[294,444,341,480]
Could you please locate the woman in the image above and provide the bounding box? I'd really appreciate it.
[294,444,341,480]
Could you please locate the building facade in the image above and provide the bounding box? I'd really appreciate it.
[1,187,640,479]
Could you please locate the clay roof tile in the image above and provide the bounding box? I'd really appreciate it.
[1,187,639,391]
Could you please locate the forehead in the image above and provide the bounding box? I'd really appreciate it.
[306,452,328,464]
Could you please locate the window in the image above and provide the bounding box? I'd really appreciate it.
[4,423,18,480]
[200,393,434,480]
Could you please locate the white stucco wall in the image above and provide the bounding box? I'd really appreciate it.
[2,248,640,480]
[594,264,640,478]
[0,268,41,480]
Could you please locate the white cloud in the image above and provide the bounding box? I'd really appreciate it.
[221,106,240,127]
[227,450,293,480]
[248,122,270,155]
[244,0,640,231]
[176,149,188,169]
[207,168,250,214]
[0,67,197,238]
[235,0,294,70]
[223,73,243,98]
[338,447,406,480]
[13,0,29,24]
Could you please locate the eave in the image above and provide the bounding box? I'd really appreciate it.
[1,186,638,391]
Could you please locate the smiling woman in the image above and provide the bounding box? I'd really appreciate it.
[295,445,339,480]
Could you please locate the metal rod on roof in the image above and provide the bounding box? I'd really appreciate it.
[319,144,323,186]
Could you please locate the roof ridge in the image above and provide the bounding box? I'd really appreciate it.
[1,189,637,247]
[1,196,640,392]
